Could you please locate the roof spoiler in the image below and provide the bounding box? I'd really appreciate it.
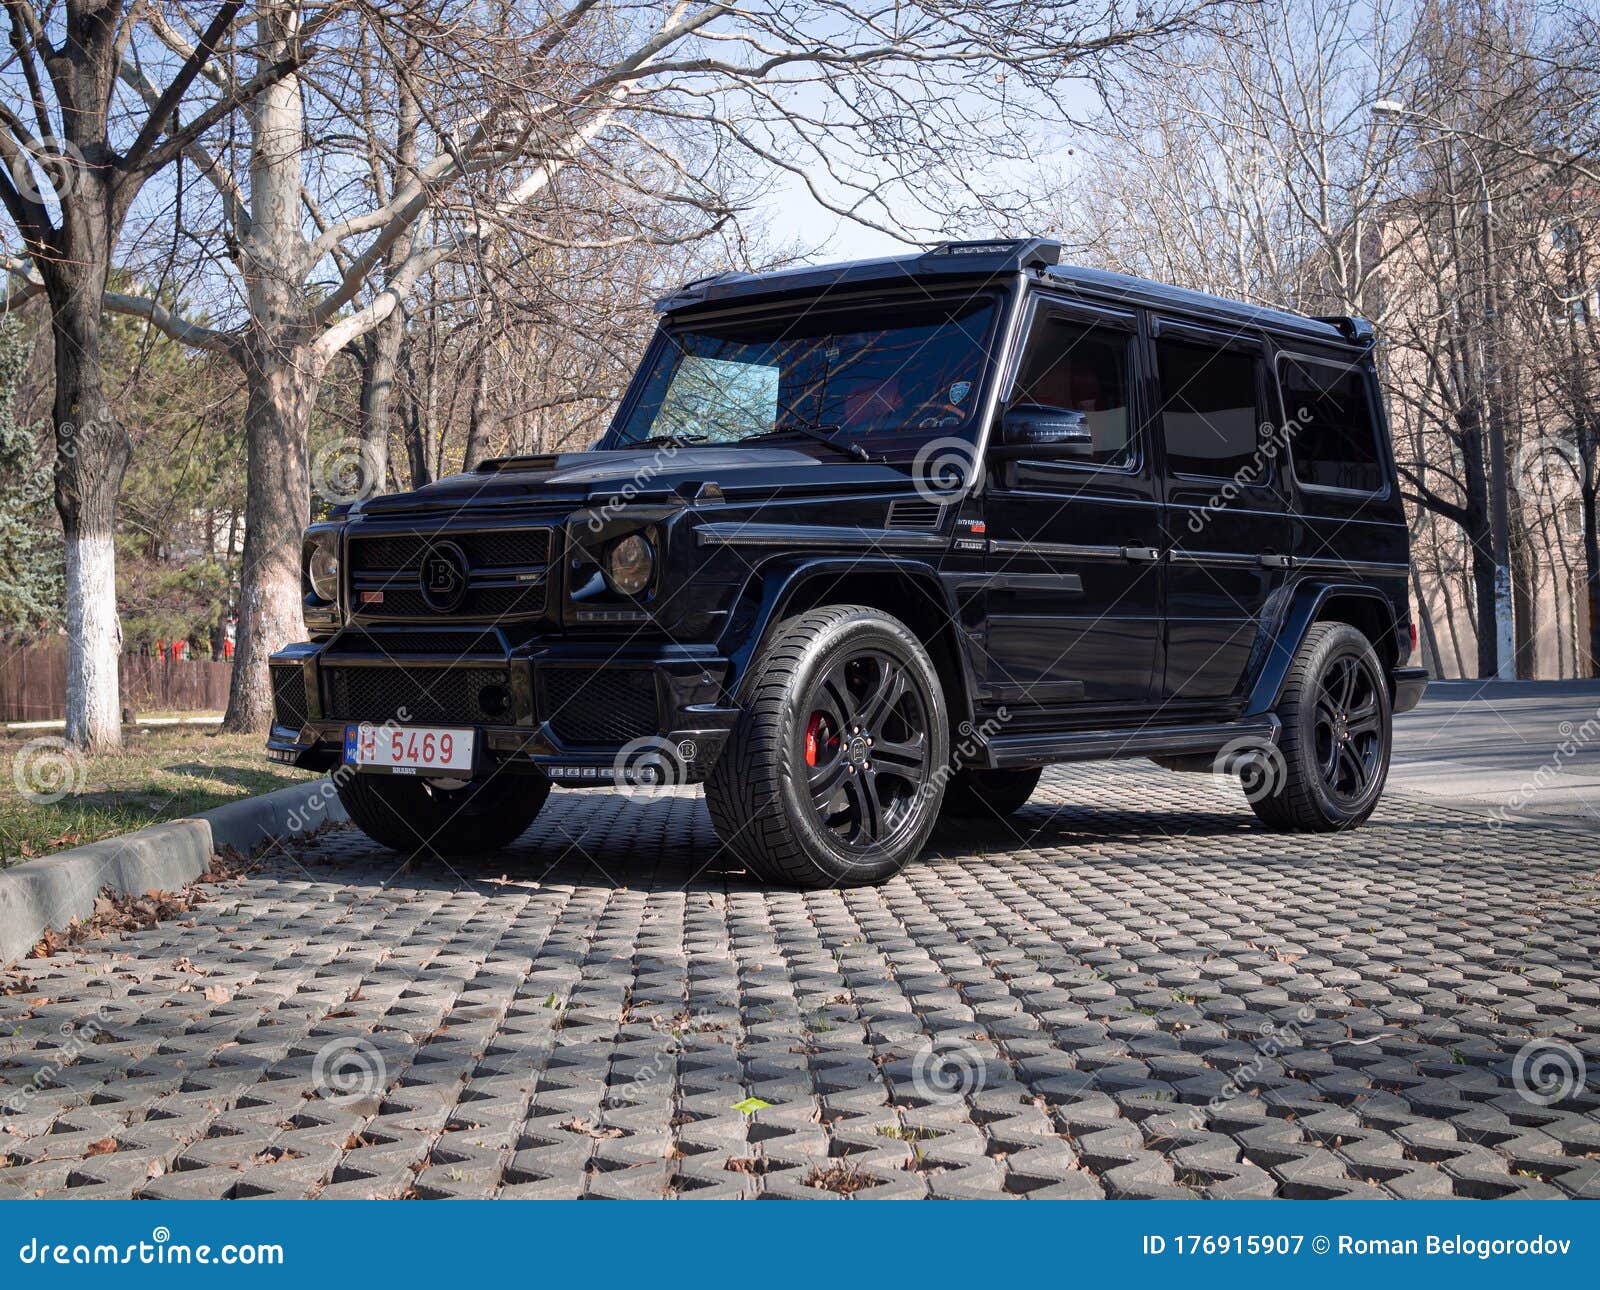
[1314,315,1376,345]
[654,237,1063,313]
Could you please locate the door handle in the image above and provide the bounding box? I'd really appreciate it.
[1259,553,1292,569]
[1122,546,1162,562]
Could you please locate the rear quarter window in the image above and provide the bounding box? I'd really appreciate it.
[1279,354,1387,495]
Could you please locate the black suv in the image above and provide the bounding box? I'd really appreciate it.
[269,238,1426,888]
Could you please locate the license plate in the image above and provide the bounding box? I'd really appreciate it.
[343,724,475,775]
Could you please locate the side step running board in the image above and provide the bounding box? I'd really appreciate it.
[983,716,1281,770]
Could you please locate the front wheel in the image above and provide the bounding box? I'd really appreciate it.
[1248,622,1391,831]
[337,770,550,856]
[706,605,949,888]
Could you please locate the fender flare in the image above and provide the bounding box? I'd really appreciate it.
[1243,581,1399,718]
[722,554,975,723]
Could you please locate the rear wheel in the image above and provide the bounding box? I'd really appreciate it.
[940,767,1041,820]
[705,605,948,888]
[337,770,550,857]
[1249,622,1391,831]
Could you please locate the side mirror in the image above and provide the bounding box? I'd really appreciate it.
[997,404,1094,456]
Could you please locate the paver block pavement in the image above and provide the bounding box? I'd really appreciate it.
[2,763,1597,1199]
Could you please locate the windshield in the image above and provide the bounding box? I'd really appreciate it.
[609,295,999,449]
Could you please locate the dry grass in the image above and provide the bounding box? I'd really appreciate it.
[0,726,312,866]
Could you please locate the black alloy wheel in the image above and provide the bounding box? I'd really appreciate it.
[799,649,935,853]
[1249,621,1392,832]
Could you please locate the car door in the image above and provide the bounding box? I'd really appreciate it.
[1150,319,1292,708]
[981,297,1163,711]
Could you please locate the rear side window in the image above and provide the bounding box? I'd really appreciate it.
[1010,316,1136,468]
[1154,337,1265,480]
[1278,355,1386,494]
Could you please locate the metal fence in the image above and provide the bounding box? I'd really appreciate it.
[0,642,231,722]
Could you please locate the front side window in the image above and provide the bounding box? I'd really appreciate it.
[611,296,998,448]
[1009,315,1136,468]
[1279,355,1385,494]
[1155,337,1266,481]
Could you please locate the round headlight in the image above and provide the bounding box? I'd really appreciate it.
[308,536,340,602]
[606,533,654,596]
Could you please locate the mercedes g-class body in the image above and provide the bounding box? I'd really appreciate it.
[269,238,1426,888]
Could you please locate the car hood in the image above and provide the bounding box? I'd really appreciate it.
[351,445,932,514]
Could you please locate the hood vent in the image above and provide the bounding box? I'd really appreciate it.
[886,499,945,530]
[475,453,559,474]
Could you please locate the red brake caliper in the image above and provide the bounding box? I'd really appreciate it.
[805,713,825,766]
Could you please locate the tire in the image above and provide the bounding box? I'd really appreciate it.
[940,767,1041,820]
[1248,622,1391,832]
[705,605,949,889]
[337,769,551,857]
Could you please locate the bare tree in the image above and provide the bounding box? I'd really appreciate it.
[0,2,319,749]
[99,0,1230,730]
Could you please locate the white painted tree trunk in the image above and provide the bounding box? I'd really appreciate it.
[63,530,122,747]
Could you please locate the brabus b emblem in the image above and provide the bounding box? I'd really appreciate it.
[419,541,470,612]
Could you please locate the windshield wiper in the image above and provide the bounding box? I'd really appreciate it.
[645,431,714,448]
[755,422,872,462]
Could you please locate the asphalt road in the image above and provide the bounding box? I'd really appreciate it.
[1391,680,1600,827]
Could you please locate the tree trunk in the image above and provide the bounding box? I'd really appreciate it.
[462,348,494,471]
[358,308,403,492]
[222,345,319,731]
[1584,478,1599,678]
[223,4,316,734]
[49,268,130,752]
[1456,416,1498,678]
[1512,520,1537,679]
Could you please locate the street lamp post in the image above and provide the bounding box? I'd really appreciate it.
[1373,99,1516,681]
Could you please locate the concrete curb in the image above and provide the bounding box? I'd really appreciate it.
[0,777,347,967]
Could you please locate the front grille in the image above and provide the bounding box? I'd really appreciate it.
[270,664,308,731]
[348,527,553,621]
[356,584,546,621]
[351,529,551,571]
[323,665,512,726]
[328,630,505,657]
[541,668,659,746]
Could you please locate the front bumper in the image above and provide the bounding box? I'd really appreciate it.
[1391,665,1428,715]
[266,632,739,785]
